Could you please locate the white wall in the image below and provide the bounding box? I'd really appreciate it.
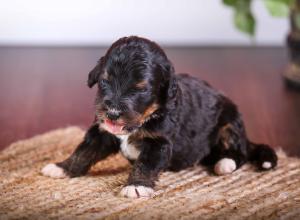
[0,0,289,46]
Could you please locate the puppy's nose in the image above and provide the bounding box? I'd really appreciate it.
[106,112,120,121]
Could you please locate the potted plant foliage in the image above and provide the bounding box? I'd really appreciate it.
[223,0,300,88]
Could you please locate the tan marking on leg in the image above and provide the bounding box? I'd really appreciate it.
[218,123,234,150]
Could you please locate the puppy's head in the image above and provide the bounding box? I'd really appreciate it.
[87,36,177,135]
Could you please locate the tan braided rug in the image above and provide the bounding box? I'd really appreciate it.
[0,127,300,220]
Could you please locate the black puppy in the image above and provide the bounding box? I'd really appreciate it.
[42,36,278,198]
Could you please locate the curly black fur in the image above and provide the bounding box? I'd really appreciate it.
[56,36,278,190]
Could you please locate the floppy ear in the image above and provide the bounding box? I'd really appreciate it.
[161,59,177,99]
[87,57,104,88]
[167,76,178,99]
[157,59,178,104]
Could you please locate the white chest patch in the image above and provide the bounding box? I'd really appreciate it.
[117,135,141,160]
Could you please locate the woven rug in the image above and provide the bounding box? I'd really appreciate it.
[0,127,300,220]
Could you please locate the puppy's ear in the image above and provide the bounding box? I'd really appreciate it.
[162,60,177,99]
[167,76,178,99]
[87,57,104,88]
[158,59,178,103]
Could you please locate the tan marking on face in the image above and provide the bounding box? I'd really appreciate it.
[102,71,109,80]
[139,103,159,124]
[135,80,147,89]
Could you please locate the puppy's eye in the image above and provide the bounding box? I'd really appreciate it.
[99,79,109,88]
[138,88,147,93]
[100,79,108,85]
[129,87,147,95]
[99,79,111,94]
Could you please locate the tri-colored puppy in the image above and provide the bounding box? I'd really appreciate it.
[42,36,278,198]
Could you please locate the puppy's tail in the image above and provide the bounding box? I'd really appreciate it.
[247,141,278,170]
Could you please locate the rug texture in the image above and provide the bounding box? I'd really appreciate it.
[0,127,300,220]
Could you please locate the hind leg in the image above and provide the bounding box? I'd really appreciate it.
[213,123,248,175]
[248,143,278,170]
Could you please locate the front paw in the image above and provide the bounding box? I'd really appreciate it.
[120,185,154,198]
[41,163,68,178]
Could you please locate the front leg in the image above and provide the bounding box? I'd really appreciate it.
[41,124,119,178]
[120,137,172,198]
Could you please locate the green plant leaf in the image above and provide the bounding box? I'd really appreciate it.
[234,10,256,35]
[223,0,256,36]
[264,0,290,17]
[235,0,252,12]
[223,0,238,6]
[282,0,295,7]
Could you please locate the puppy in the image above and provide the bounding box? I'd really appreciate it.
[42,36,278,198]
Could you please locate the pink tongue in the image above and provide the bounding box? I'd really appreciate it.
[104,120,124,134]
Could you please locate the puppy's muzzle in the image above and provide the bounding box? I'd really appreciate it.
[106,111,121,121]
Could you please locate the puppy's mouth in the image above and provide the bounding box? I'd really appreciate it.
[102,119,126,134]
[97,104,157,135]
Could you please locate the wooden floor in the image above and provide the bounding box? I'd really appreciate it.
[0,47,300,156]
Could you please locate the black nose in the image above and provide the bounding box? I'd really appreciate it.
[106,112,120,121]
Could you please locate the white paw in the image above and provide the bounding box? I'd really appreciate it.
[41,163,67,178]
[120,185,154,198]
[262,161,272,169]
[214,158,236,175]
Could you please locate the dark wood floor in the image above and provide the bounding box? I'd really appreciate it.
[0,47,300,156]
